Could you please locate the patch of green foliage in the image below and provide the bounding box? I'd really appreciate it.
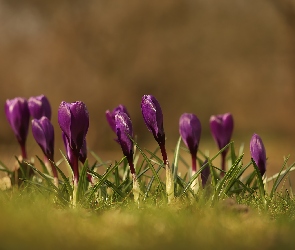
[1,140,295,249]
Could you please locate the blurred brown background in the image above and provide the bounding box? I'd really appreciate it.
[1,0,295,175]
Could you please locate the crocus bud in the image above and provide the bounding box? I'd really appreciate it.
[115,112,134,171]
[209,113,233,177]
[32,117,54,161]
[28,95,51,120]
[141,95,165,146]
[106,104,130,133]
[58,101,89,190]
[58,101,89,154]
[5,97,30,158]
[250,133,266,176]
[209,113,234,154]
[179,113,202,157]
[32,116,58,186]
[179,113,202,177]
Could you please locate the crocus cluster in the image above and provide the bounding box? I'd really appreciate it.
[5,92,268,203]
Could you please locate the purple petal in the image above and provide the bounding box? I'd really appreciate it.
[5,97,30,146]
[179,113,202,155]
[28,95,51,120]
[141,95,165,145]
[250,133,266,176]
[209,113,234,154]
[32,117,54,160]
[115,112,133,159]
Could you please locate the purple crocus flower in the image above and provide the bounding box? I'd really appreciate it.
[32,117,55,161]
[115,111,135,175]
[32,116,58,185]
[250,133,266,176]
[106,104,130,133]
[179,113,202,173]
[141,95,167,164]
[5,97,30,159]
[28,95,51,120]
[209,113,234,176]
[58,101,89,186]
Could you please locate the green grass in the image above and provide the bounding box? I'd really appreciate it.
[1,140,295,249]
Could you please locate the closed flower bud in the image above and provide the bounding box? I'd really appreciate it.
[179,113,202,156]
[209,113,234,154]
[141,95,165,146]
[32,117,55,161]
[106,104,130,133]
[250,133,266,176]
[5,97,30,158]
[58,101,89,154]
[28,95,51,120]
[115,112,134,165]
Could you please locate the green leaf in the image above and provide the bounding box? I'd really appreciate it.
[88,169,125,198]
[36,155,50,175]
[269,156,295,199]
[172,136,182,182]
[76,159,89,203]
[0,160,12,174]
[133,141,164,193]
[86,157,125,203]
[50,160,73,195]
[251,158,267,207]
[212,154,244,203]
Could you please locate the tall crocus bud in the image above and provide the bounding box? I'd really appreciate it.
[106,104,130,134]
[250,133,266,176]
[141,95,173,202]
[58,101,89,188]
[115,112,134,174]
[31,116,58,186]
[179,113,202,194]
[28,95,51,120]
[5,97,30,159]
[141,95,167,164]
[209,113,234,177]
[179,113,201,173]
[115,112,140,202]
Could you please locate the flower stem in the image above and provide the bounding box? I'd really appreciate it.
[20,144,27,160]
[221,154,226,177]
[50,160,59,187]
[160,144,168,165]
[71,154,79,207]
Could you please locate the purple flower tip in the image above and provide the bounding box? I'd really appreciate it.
[5,97,30,147]
[209,113,234,155]
[106,104,130,133]
[250,133,266,176]
[58,101,89,154]
[179,113,202,156]
[28,95,52,120]
[32,116,55,161]
[141,95,165,146]
[115,112,134,160]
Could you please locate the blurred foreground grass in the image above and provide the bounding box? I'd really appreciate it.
[0,189,295,249]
